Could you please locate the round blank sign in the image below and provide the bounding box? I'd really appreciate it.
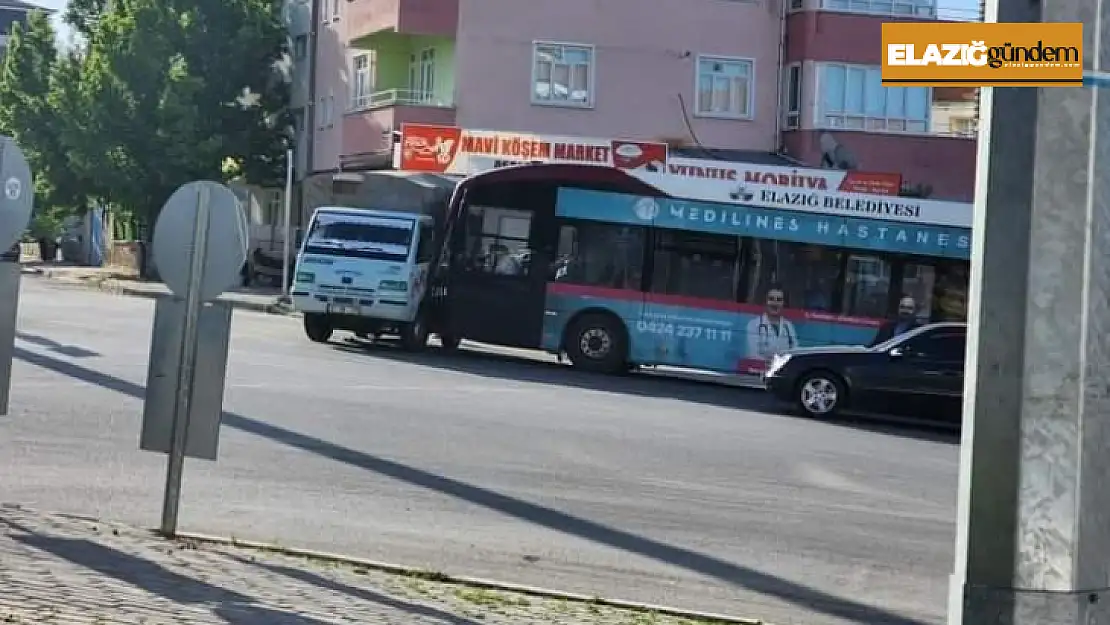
[152,181,248,302]
[0,137,34,252]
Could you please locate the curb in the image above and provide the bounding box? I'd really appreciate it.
[172,530,767,625]
[21,267,294,316]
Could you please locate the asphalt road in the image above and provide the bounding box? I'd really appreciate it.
[0,278,960,625]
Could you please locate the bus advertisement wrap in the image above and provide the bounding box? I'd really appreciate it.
[542,188,972,374]
[557,188,972,260]
[543,283,880,374]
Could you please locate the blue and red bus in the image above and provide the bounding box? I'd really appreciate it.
[426,163,971,377]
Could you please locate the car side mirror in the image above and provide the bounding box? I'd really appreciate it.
[889,347,904,358]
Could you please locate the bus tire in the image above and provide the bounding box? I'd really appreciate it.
[438,333,461,351]
[565,313,629,374]
[304,314,333,343]
[400,314,430,351]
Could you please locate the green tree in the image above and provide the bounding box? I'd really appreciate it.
[0,11,92,237]
[68,0,291,229]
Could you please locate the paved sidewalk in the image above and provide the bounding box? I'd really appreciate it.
[19,264,291,315]
[0,505,730,625]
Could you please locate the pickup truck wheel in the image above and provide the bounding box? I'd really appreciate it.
[303,313,333,343]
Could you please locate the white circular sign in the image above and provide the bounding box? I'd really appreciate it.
[152,181,248,302]
[0,137,33,251]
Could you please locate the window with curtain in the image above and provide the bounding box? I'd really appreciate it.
[696,56,754,118]
[533,43,593,107]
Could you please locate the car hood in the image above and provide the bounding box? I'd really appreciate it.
[782,344,873,356]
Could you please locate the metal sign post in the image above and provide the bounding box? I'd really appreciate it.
[160,184,209,536]
[0,137,34,416]
[140,180,247,537]
[281,148,293,301]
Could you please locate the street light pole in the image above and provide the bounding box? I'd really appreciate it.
[951,0,1110,622]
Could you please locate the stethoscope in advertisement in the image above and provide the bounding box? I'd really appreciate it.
[757,314,796,353]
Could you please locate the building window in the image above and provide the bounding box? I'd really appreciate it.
[950,117,977,137]
[351,52,375,110]
[783,64,801,129]
[820,0,936,17]
[331,0,339,19]
[532,42,593,107]
[695,55,754,119]
[406,48,435,103]
[816,63,929,133]
[321,0,330,21]
[318,94,334,128]
[293,35,308,61]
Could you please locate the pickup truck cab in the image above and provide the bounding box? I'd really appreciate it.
[291,206,438,349]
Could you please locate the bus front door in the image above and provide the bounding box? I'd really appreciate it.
[444,206,548,349]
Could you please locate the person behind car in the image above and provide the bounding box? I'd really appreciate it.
[869,295,922,346]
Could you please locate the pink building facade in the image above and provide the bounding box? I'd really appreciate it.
[310,0,979,200]
[312,0,784,172]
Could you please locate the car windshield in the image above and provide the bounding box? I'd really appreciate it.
[304,213,415,262]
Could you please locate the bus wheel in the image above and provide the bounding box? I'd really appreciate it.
[303,314,333,343]
[438,333,461,351]
[400,315,430,351]
[565,313,628,374]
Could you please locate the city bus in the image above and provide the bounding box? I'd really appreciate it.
[425,163,971,376]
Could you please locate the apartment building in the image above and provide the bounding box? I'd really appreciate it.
[311,0,979,200]
[780,0,979,199]
[313,0,789,172]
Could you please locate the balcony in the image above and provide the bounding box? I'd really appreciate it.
[346,0,458,42]
[343,89,456,155]
[351,88,453,111]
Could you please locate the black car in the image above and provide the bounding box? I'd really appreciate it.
[763,322,966,423]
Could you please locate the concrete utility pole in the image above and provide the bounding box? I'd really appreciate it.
[950,0,1110,621]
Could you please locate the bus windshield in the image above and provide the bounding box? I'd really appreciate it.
[304,213,415,262]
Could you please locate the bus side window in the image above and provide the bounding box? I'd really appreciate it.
[416,223,436,263]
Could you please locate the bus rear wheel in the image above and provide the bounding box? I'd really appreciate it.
[304,313,333,343]
[565,313,628,374]
[437,333,461,351]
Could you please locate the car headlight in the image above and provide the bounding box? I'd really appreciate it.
[295,271,314,283]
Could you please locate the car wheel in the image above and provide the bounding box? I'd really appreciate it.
[796,371,846,418]
[565,313,628,374]
[303,313,333,343]
[400,314,430,351]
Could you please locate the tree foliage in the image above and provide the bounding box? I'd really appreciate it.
[0,0,291,234]
[0,11,90,229]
